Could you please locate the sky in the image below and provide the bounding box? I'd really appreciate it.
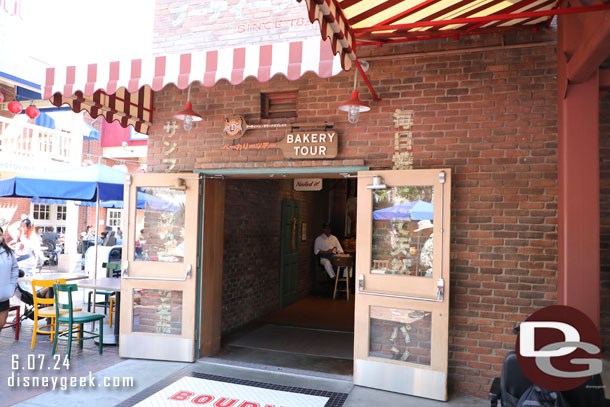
[1,0,154,86]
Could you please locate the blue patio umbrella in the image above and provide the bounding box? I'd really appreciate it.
[373,199,433,221]
[0,164,127,285]
[0,164,124,202]
[32,191,180,212]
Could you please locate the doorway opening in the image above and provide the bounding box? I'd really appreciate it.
[211,175,358,377]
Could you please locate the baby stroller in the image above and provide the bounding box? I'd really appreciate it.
[13,255,53,324]
[41,238,58,266]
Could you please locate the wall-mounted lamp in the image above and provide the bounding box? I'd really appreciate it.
[174,84,202,131]
[338,60,370,124]
[366,175,386,190]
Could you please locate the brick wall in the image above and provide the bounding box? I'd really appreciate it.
[153,0,319,55]
[0,83,16,119]
[600,92,610,349]
[221,178,329,333]
[145,32,563,397]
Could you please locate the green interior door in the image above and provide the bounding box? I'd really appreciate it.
[280,200,300,308]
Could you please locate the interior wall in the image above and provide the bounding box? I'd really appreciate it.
[221,178,330,334]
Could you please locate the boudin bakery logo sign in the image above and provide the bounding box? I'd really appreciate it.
[223,115,289,140]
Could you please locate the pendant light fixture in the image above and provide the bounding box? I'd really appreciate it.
[25,104,40,119]
[7,101,23,114]
[174,84,202,131]
[338,60,370,124]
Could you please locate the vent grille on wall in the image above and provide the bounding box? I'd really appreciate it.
[261,91,297,119]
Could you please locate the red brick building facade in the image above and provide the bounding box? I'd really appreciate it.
[140,30,610,396]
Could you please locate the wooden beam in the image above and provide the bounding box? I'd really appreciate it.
[566,9,610,83]
[558,18,601,327]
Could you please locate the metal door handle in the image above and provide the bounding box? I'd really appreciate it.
[358,274,444,302]
[122,264,192,281]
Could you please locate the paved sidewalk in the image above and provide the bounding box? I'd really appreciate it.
[0,289,123,407]
[13,358,488,407]
[1,280,488,406]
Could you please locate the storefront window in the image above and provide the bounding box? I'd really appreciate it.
[107,209,122,227]
[134,187,185,263]
[56,205,67,221]
[132,288,182,335]
[32,204,50,220]
[371,186,434,277]
[369,305,431,365]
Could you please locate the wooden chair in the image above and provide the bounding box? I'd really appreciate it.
[333,254,354,300]
[52,283,105,359]
[2,305,21,340]
[30,278,81,349]
[108,296,116,327]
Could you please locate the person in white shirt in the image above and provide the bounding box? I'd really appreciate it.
[14,217,44,275]
[314,223,343,279]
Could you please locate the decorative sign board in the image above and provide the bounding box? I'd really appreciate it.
[223,115,288,139]
[278,131,337,159]
[294,178,323,191]
[135,376,329,407]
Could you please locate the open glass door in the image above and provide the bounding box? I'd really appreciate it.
[119,173,200,362]
[354,169,451,401]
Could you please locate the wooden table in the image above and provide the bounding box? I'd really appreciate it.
[77,278,121,345]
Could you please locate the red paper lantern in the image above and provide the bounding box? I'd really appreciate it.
[0,92,4,103]
[7,101,23,114]
[25,105,40,119]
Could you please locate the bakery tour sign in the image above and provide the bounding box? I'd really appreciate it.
[278,131,337,159]
[222,115,337,159]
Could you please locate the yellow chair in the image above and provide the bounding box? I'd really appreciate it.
[108,296,115,327]
[30,279,81,349]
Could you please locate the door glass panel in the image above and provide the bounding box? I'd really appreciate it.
[132,288,183,335]
[371,186,434,277]
[134,187,185,262]
[369,306,431,365]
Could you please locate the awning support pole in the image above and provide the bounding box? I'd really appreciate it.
[355,60,381,102]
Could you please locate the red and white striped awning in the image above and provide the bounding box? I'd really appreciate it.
[44,37,343,134]
[298,0,610,72]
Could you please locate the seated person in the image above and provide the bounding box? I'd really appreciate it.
[42,227,58,245]
[313,223,343,279]
[104,230,117,246]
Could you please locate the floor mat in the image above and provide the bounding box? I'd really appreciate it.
[228,324,354,360]
[118,372,348,407]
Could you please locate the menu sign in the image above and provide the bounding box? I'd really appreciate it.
[278,131,337,159]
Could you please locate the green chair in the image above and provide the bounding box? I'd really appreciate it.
[52,283,105,359]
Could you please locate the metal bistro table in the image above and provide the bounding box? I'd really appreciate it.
[18,272,89,283]
[77,277,121,345]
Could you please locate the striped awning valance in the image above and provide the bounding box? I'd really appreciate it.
[44,38,343,134]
